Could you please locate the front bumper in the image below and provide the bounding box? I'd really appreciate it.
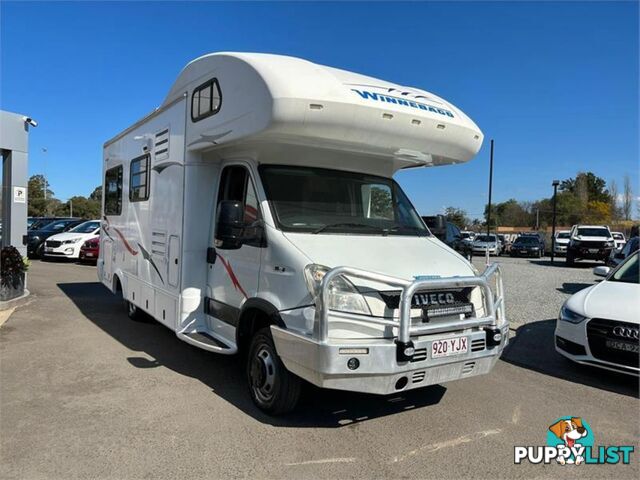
[511,249,540,257]
[272,323,509,394]
[570,246,613,260]
[44,244,81,258]
[273,263,508,395]
[554,318,639,376]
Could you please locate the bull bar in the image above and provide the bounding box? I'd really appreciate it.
[317,262,506,347]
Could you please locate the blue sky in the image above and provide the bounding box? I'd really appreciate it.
[2,1,638,218]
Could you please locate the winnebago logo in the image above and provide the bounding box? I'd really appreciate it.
[351,89,455,118]
[514,417,634,465]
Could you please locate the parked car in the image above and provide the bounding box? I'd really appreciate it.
[510,235,544,258]
[472,234,501,256]
[459,231,476,246]
[553,230,571,256]
[43,220,101,260]
[422,215,473,260]
[28,216,65,230]
[555,251,639,376]
[26,218,84,258]
[79,235,100,263]
[608,236,639,268]
[566,225,615,266]
[611,232,626,250]
[520,232,546,254]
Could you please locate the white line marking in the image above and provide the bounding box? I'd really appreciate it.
[512,405,521,425]
[285,457,356,466]
[391,429,502,463]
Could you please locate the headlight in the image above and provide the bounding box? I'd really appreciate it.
[606,240,615,247]
[304,264,371,315]
[63,238,82,244]
[559,305,587,324]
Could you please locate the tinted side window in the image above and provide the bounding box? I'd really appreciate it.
[191,78,222,122]
[217,166,262,224]
[104,165,123,215]
[129,154,150,202]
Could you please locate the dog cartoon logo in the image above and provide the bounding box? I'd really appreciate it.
[548,417,589,464]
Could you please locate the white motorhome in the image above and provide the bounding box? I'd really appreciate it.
[99,52,508,414]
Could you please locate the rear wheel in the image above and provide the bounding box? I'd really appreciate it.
[126,300,142,321]
[247,327,301,415]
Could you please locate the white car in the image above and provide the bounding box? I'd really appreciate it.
[553,230,571,255]
[555,251,639,375]
[43,220,101,259]
[611,231,626,250]
[472,234,500,255]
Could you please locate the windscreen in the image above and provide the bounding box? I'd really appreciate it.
[514,237,538,245]
[611,253,639,284]
[577,228,610,237]
[475,235,496,242]
[70,221,100,233]
[260,166,429,236]
[557,232,570,239]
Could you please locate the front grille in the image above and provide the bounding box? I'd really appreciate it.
[379,287,473,310]
[576,241,608,249]
[587,319,639,368]
[46,240,61,248]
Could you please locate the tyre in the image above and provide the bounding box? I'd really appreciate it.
[247,327,301,415]
[36,243,44,259]
[539,249,543,258]
[126,300,142,321]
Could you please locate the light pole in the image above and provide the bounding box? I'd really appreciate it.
[485,139,494,265]
[42,147,48,214]
[551,180,560,263]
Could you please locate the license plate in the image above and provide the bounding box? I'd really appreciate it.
[606,340,639,353]
[431,337,468,358]
[45,247,53,252]
[85,252,94,257]
[588,248,599,253]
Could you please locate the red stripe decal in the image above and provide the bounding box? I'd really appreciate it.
[113,227,139,256]
[217,255,248,298]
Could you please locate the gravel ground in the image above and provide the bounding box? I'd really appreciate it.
[472,254,601,326]
[1,258,637,480]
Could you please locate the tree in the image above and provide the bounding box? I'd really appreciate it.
[89,186,102,202]
[584,201,611,224]
[608,179,620,221]
[27,174,55,216]
[443,207,469,227]
[57,196,101,219]
[560,172,610,204]
[622,174,633,221]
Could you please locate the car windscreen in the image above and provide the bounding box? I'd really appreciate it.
[612,233,624,240]
[577,228,610,237]
[475,235,496,242]
[41,221,72,231]
[70,221,100,233]
[514,237,538,245]
[610,253,639,284]
[460,233,472,239]
[259,165,429,236]
[557,232,570,239]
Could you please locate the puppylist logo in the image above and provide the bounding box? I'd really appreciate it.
[514,417,634,465]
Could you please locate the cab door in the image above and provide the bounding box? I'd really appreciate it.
[207,164,264,337]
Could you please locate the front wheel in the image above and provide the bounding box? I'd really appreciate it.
[247,327,301,415]
[126,300,143,321]
[566,252,575,267]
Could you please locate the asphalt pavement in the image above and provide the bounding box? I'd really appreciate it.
[1,257,638,479]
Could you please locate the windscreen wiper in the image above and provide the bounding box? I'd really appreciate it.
[312,223,383,234]
[384,225,430,236]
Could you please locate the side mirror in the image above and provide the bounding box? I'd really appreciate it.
[215,201,245,250]
[593,266,610,278]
